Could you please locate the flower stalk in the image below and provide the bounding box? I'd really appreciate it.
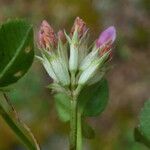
[70,94,77,150]
[70,90,82,150]
[77,111,82,150]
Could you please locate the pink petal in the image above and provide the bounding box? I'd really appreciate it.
[96,26,116,48]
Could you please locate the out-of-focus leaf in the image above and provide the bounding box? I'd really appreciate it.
[78,79,109,116]
[134,100,150,148]
[54,93,71,122]
[0,19,34,87]
[82,119,95,139]
[134,127,150,148]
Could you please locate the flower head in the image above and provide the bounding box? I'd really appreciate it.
[38,20,57,49]
[70,17,88,39]
[37,17,117,91]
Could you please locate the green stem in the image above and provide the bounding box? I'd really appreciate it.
[70,91,83,150]
[0,101,36,150]
[71,71,76,89]
[70,97,77,150]
[77,111,82,150]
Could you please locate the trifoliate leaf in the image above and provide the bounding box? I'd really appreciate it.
[0,19,34,87]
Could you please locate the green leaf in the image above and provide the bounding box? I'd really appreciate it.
[54,93,71,122]
[78,79,109,117]
[0,19,34,87]
[134,127,150,148]
[135,99,150,148]
[82,119,95,139]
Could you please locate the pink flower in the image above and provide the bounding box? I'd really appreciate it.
[70,17,88,39]
[96,26,116,48]
[96,26,116,59]
[38,20,57,49]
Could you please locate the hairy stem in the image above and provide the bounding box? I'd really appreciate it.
[77,111,82,150]
[70,90,83,150]
[70,95,77,150]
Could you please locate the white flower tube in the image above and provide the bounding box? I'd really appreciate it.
[78,51,110,85]
[69,29,79,73]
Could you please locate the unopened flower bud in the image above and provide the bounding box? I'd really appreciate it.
[96,26,116,59]
[70,17,88,39]
[96,26,116,48]
[38,20,57,49]
[57,30,66,44]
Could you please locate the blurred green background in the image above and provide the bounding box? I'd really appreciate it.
[0,0,150,150]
